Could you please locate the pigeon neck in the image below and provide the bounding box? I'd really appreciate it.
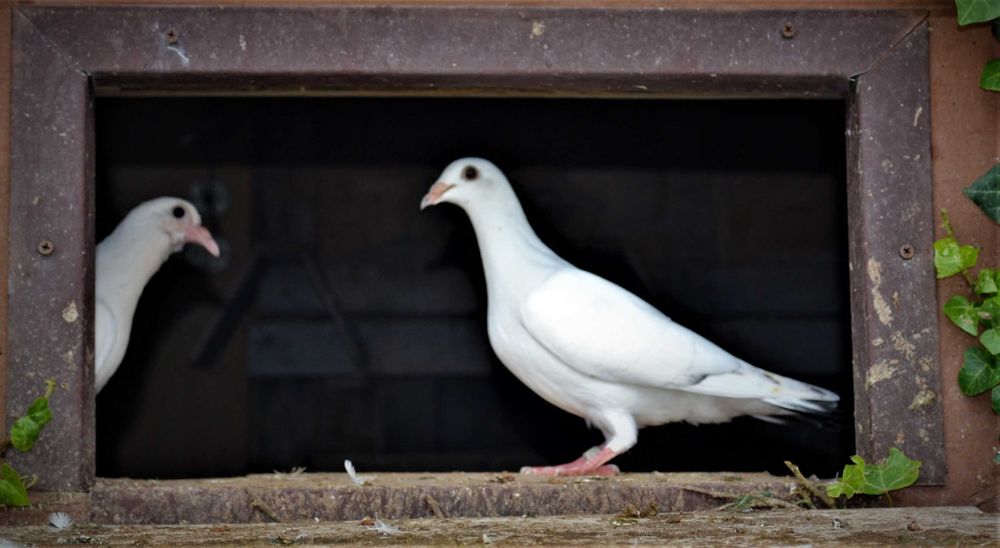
[463,189,564,294]
[96,218,175,315]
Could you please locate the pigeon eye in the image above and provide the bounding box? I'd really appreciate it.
[463,166,479,181]
[172,206,186,219]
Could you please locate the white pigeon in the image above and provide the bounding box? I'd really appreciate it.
[421,158,839,476]
[95,197,220,393]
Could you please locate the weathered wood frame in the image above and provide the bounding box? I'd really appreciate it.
[8,6,942,493]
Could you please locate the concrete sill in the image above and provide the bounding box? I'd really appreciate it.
[1,507,995,546]
[93,471,804,524]
[4,472,805,525]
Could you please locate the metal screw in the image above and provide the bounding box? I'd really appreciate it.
[37,240,54,256]
[781,22,796,39]
[899,244,915,260]
[165,29,179,45]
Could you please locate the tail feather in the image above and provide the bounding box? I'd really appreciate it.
[753,407,844,428]
[681,361,839,417]
[762,396,838,415]
[751,414,791,425]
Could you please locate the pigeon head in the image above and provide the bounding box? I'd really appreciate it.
[129,197,221,257]
[420,157,509,210]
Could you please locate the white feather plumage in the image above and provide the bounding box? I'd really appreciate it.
[95,198,218,393]
[422,158,839,472]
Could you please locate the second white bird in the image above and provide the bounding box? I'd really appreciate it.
[95,197,220,393]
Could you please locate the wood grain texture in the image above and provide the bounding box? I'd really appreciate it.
[3,505,998,544]
[7,6,95,492]
[0,5,10,436]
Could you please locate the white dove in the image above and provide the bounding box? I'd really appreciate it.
[421,158,839,476]
[95,197,220,393]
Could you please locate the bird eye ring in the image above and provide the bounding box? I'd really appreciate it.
[172,206,186,219]
[463,166,479,180]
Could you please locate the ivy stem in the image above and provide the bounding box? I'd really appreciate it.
[783,460,837,509]
[940,209,977,289]
[43,378,56,400]
[961,270,976,290]
[941,208,956,238]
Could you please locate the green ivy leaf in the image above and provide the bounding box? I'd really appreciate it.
[976,269,999,295]
[958,346,1000,396]
[993,385,1000,415]
[934,237,979,278]
[962,245,980,270]
[983,327,1000,355]
[858,448,922,496]
[979,296,1000,327]
[956,0,1000,25]
[963,163,1000,223]
[826,449,921,499]
[825,482,848,499]
[982,59,1000,91]
[10,379,55,452]
[826,455,866,499]
[0,463,29,507]
[944,295,981,336]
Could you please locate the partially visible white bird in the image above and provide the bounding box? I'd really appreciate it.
[421,158,839,476]
[95,197,220,393]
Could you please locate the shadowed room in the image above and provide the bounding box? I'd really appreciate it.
[94,96,852,479]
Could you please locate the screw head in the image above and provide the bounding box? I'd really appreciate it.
[899,244,915,260]
[37,240,54,256]
[782,22,796,39]
[165,29,179,45]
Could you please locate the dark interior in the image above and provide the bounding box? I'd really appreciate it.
[95,97,852,479]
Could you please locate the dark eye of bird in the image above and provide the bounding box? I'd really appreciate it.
[463,166,479,181]
[172,206,186,219]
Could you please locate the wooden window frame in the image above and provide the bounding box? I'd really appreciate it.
[7,6,942,495]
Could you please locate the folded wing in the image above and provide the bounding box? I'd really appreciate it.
[521,269,741,388]
[521,269,838,408]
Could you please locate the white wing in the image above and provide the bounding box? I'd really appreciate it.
[94,298,117,393]
[521,268,839,406]
[520,269,742,389]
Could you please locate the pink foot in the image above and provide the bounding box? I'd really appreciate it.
[519,446,621,477]
[520,463,620,477]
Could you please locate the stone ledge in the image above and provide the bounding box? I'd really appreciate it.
[91,472,802,525]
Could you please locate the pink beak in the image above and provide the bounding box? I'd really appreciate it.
[184,225,221,257]
[420,181,455,210]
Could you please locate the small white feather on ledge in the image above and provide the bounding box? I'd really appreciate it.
[343,459,374,486]
[48,512,74,530]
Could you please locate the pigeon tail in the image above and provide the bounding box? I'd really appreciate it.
[762,395,840,415]
[681,361,839,418]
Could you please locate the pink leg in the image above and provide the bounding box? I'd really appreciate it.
[519,445,621,477]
